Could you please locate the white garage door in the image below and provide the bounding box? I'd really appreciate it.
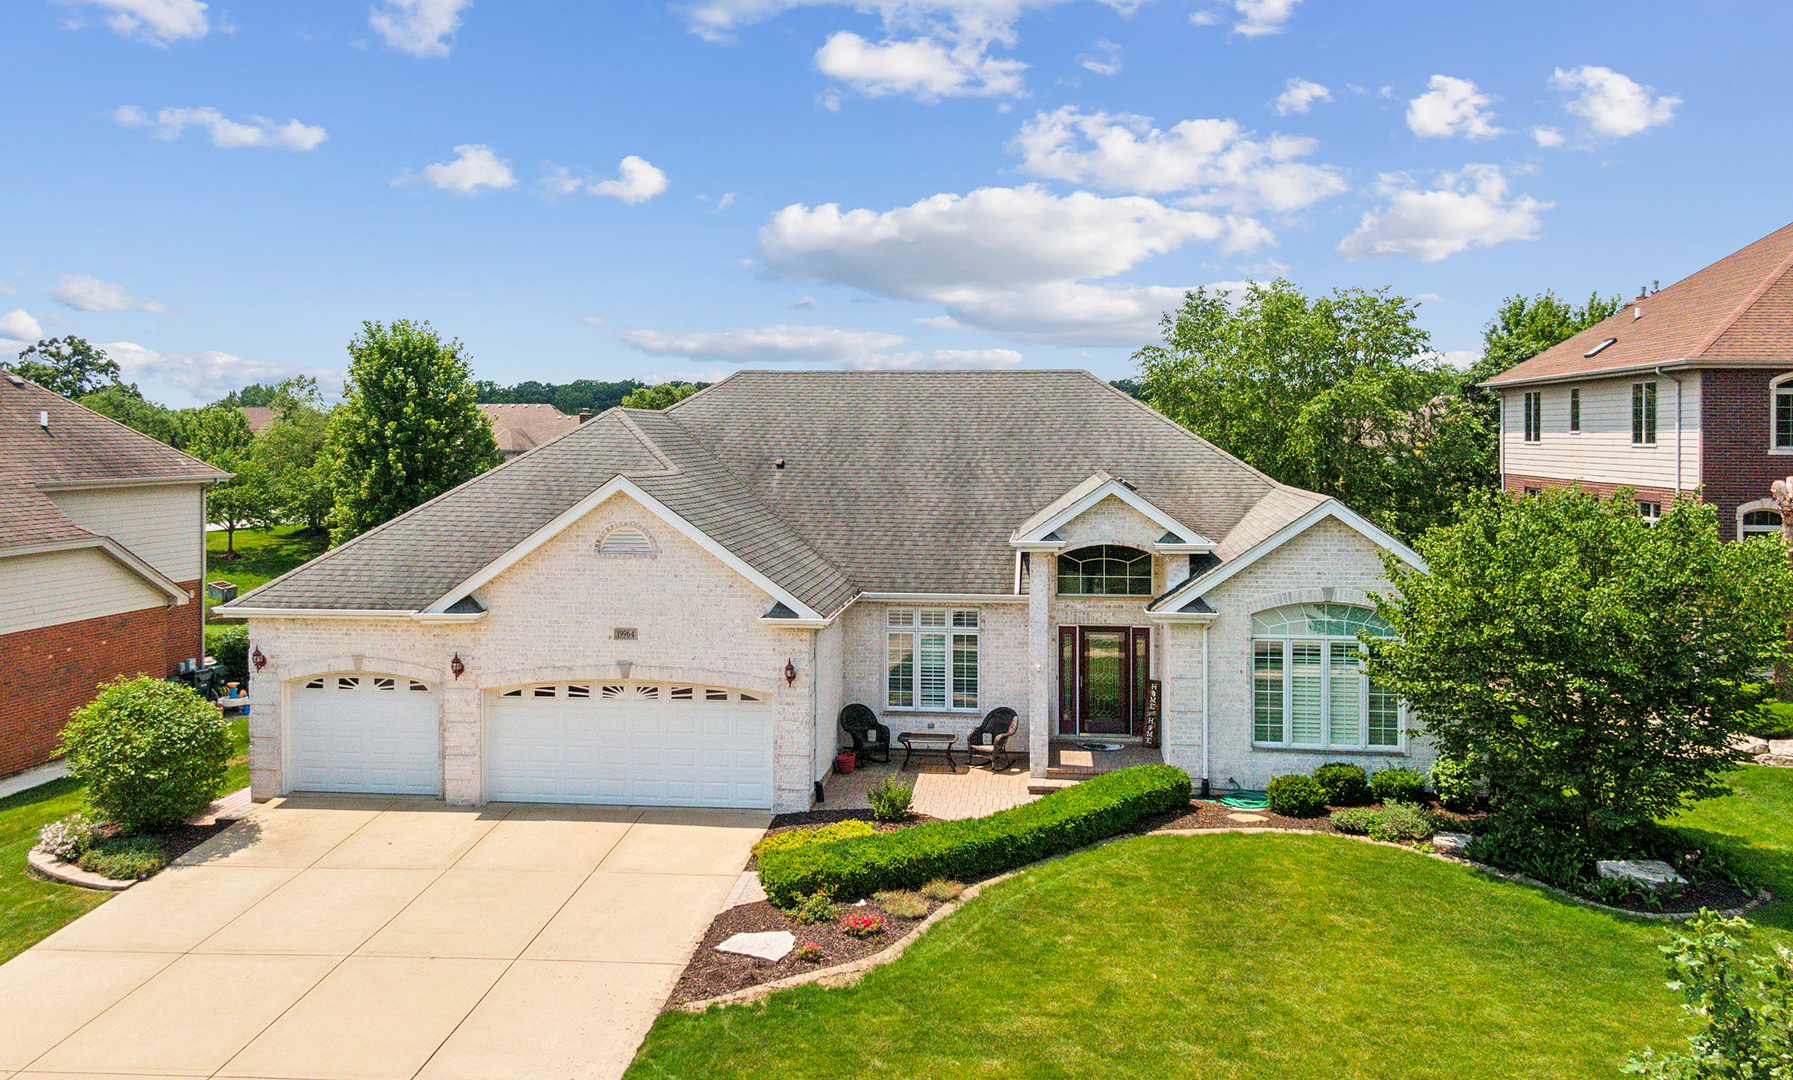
[289,674,440,795]
[485,681,773,808]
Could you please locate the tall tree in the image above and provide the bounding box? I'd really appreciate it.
[1135,279,1491,539]
[326,320,498,545]
[250,399,333,532]
[620,382,702,410]
[77,383,192,447]
[12,337,120,398]
[185,405,262,557]
[1463,290,1622,431]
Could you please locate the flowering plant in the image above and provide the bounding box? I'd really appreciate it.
[840,911,885,938]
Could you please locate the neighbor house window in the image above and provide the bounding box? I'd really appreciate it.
[1742,509,1782,539]
[1522,392,1542,443]
[1632,382,1657,445]
[1251,604,1401,750]
[1569,388,1581,433]
[1773,376,1793,450]
[888,608,979,710]
[1638,502,1663,526]
[1057,545,1153,596]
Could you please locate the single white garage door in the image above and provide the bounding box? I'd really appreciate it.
[485,681,773,808]
[289,674,440,795]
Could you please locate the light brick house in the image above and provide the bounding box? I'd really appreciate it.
[221,371,1431,812]
[1484,220,1793,539]
[0,371,228,778]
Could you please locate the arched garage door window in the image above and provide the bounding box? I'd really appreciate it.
[1251,604,1401,750]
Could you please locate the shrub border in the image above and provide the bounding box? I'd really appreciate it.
[26,847,136,891]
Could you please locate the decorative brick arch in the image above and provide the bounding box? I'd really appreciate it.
[475,662,778,696]
[1246,586,1379,615]
[278,654,446,688]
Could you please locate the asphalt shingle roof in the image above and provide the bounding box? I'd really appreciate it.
[0,371,230,490]
[234,370,1326,617]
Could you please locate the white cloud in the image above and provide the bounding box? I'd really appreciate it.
[575,316,605,325]
[713,192,737,210]
[59,0,210,44]
[1336,164,1550,263]
[788,295,817,310]
[369,0,470,58]
[1531,125,1565,148]
[104,341,343,404]
[815,31,1025,100]
[757,184,1250,345]
[0,310,45,344]
[1077,38,1121,77]
[1009,107,1347,213]
[415,144,516,194]
[620,321,1023,370]
[540,157,669,204]
[1188,9,1219,25]
[113,105,327,151]
[1549,65,1679,138]
[0,279,15,295]
[1233,0,1299,36]
[52,274,167,313]
[1272,77,1330,116]
[1406,75,1504,139]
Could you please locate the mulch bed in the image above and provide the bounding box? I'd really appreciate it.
[1587,873,1759,915]
[147,819,239,864]
[668,894,939,1007]
[1144,799,1343,835]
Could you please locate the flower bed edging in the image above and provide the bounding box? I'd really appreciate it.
[26,846,136,891]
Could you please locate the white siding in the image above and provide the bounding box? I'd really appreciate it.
[47,484,206,582]
[1501,372,1701,492]
[0,548,168,635]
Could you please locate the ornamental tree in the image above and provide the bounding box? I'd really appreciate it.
[185,404,263,557]
[12,336,121,398]
[325,320,498,544]
[1368,488,1793,842]
[61,677,231,833]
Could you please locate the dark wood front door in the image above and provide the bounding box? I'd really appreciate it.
[1060,626,1150,736]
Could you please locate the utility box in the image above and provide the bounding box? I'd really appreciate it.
[206,580,238,602]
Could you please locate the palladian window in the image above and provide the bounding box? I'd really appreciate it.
[1252,604,1402,750]
[1057,545,1152,596]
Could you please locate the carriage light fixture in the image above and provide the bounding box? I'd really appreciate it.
[785,659,797,686]
[451,653,466,679]
[250,645,266,671]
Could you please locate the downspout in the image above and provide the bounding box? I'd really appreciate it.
[810,627,821,806]
[1655,366,1684,496]
[1200,621,1210,788]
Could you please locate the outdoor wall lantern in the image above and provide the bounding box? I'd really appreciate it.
[451,653,466,679]
[785,659,797,686]
[250,645,266,671]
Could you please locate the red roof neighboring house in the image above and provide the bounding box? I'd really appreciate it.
[478,403,587,459]
[238,406,278,434]
[0,369,229,778]
[1483,220,1793,541]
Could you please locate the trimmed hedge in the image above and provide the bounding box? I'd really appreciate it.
[1370,767,1428,806]
[1313,763,1372,807]
[1266,774,1328,817]
[757,765,1192,907]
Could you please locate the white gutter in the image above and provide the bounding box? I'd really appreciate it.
[37,474,230,491]
[1654,365,1685,495]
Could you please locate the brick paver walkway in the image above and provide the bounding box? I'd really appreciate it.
[822,760,1036,820]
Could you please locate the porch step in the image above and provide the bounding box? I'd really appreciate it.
[1044,766,1100,781]
[1027,778,1082,795]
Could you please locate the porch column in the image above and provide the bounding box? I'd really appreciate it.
[1028,552,1053,777]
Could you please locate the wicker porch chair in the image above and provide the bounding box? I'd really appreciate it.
[966,707,1020,772]
[839,703,891,765]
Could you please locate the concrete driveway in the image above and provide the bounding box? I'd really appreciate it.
[0,795,768,1080]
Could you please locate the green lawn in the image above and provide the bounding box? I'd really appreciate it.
[206,525,328,615]
[631,768,1793,1079]
[0,717,248,964]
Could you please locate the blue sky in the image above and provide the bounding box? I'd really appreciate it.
[2,0,1787,406]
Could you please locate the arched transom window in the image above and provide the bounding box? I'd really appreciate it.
[1252,604,1402,750]
[1743,509,1783,539]
[1058,545,1152,596]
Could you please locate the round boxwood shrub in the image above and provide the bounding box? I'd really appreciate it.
[1370,767,1427,806]
[1266,774,1328,817]
[1429,755,1482,813]
[61,677,231,834]
[1312,763,1372,807]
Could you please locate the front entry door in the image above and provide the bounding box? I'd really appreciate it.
[1059,626,1150,736]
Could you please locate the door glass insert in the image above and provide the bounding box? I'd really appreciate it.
[1082,631,1124,728]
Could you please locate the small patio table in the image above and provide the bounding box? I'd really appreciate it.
[896,731,959,773]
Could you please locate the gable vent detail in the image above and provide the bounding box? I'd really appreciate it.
[597,526,655,557]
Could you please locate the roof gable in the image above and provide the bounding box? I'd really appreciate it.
[1011,472,1213,549]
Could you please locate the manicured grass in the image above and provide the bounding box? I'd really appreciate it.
[631,833,1687,1079]
[205,525,328,615]
[0,717,249,964]
[1667,763,1793,932]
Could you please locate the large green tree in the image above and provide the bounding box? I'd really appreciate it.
[77,383,192,446]
[326,320,498,544]
[1369,488,1793,847]
[185,404,262,556]
[1135,280,1491,538]
[250,391,333,532]
[13,336,121,398]
[1463,290,1622,431]
[620,382,703,410]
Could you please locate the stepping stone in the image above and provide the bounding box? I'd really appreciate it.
[1432,832,1471,856]
[1596,859,1688,891]
[1227,813,1267,823]
[716,931,795,961]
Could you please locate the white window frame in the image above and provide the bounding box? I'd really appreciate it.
[887,608,981,712]
[1569,387,1581,434]
[1739,498,1784,540]
[1637,501,1663,526]
[1251,607,1404,752]
[1632,381,1658,446]
[1522,391,1542,443]
[1770,374,1793,455]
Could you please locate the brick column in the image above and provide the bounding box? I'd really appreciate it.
[1028,552,1053,777]
[441,662,482,805]
[246,652,282,801]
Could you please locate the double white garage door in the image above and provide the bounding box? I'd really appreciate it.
[288,675,774,808]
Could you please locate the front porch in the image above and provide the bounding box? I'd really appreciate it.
[820,756,1038,820]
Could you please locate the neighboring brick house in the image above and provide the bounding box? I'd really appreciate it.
[477,403,587,460]
[220,371,1430,812]
[0,371,229,778]
[1484,221,1793,539]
